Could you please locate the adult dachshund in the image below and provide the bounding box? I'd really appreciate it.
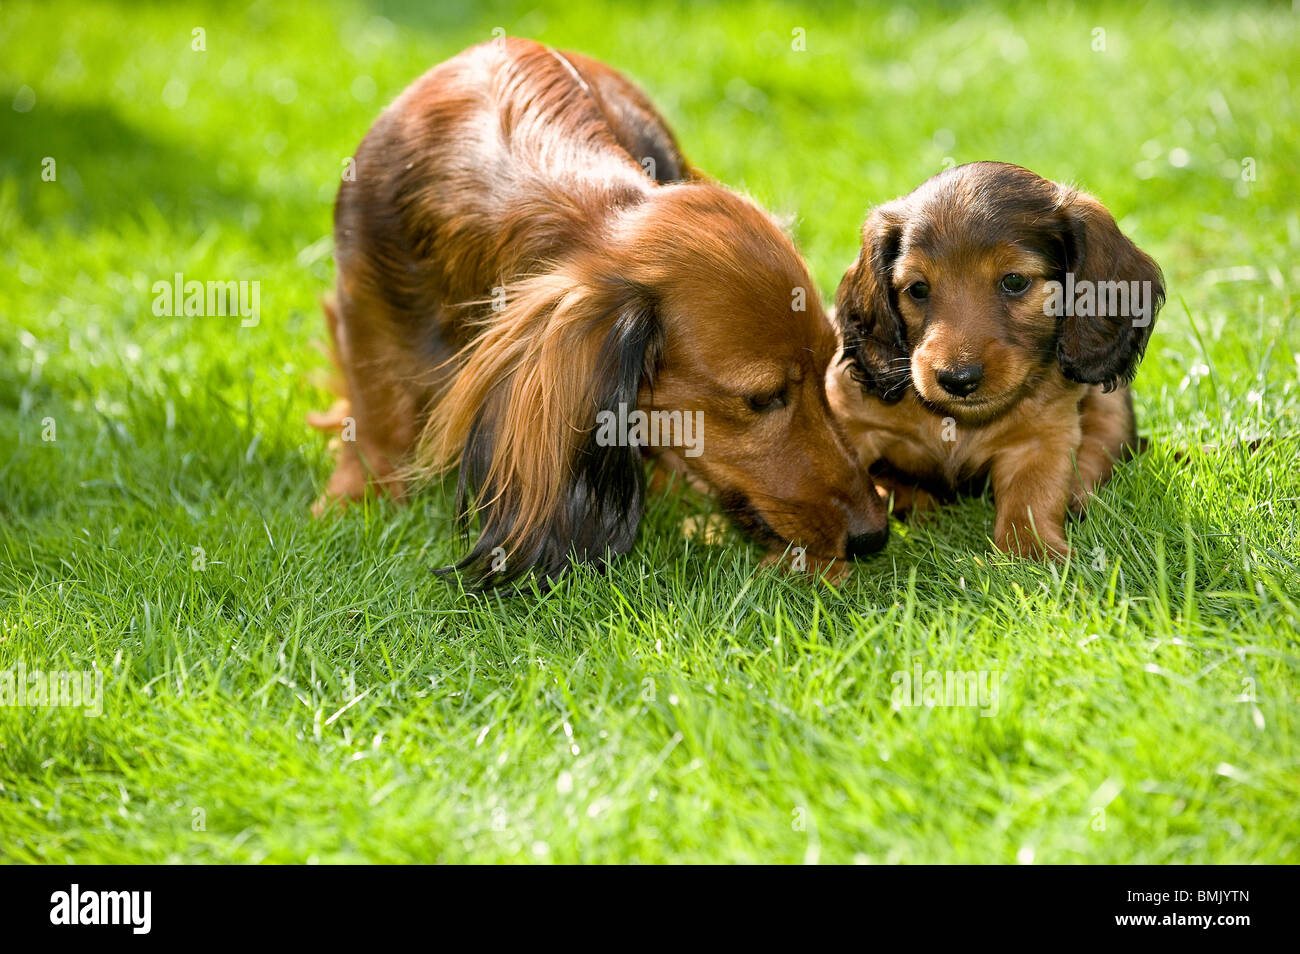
[828,162,1164,560]
[311,38,886,586]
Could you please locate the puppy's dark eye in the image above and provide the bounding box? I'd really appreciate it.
[746,389,788,413]
[1000,273,1030,295]
[906,281,930,302]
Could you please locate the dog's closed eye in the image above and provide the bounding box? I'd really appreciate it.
[746,388,788,413]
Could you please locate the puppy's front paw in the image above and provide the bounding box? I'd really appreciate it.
[995,524,1070,563]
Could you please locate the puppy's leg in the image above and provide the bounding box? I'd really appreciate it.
[1069,386,1139,515]
[872,472,940,520]
[990,432,1079,561]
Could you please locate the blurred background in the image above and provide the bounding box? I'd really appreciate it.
[3,0,1296,455]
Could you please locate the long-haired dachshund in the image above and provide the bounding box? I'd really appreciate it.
[310,38,886,586]
[827,162,1164,560]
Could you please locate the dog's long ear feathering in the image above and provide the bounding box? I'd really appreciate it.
[418,261,661,589]
[833,206,911,403]
[1054,189,1166,390]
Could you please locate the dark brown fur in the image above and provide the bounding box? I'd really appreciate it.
[828,162,1164,559]
[311,38,887,586]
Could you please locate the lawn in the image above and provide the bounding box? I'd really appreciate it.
[0,0,1296,863]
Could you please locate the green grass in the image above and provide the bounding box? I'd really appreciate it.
[1,0,1297,863]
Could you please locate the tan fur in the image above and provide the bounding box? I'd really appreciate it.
[830,162,1162,561]
[828,367,1133,557]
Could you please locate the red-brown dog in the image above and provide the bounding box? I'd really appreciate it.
[310,38,886,585]
[828,162,1164,559]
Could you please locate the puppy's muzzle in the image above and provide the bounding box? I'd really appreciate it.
[936,362,984,397]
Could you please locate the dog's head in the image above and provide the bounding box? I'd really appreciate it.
[423,182,887,587]
[832,161,1165,424]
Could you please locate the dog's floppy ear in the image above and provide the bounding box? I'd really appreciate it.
[1054,189,1165,390]
[419,264,661,588]
[834,206,910,403]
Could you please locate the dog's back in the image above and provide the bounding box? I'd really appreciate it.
[335,39,663,317]
[313,39,688,515]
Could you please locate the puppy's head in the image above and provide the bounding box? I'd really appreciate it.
[832,162,1164,424]
[423,182,886,587]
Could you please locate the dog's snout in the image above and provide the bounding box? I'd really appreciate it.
[847,527,888,558]
[846,524,889,559]
[936,363,984,397]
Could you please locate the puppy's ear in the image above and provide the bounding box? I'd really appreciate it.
[419,265,661,588]
[834,207,910,402]
[1054,190,1165,390]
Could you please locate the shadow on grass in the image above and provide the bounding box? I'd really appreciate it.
[0,98,303,250]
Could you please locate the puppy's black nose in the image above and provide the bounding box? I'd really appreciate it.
[846,525,889,560]
[936,363,983,397]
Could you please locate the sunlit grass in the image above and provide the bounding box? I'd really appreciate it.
[0,0,1297,863]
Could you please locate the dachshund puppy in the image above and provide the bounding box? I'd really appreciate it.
[828,162,1164,560]
[310,38,886,586]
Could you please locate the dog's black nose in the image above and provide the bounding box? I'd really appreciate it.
[936,363,984,397]
[846,525,889,560]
